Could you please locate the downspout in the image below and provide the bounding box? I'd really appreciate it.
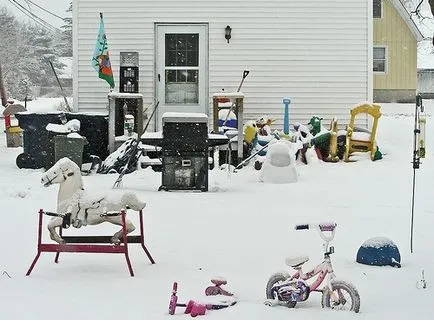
[367,0,374,103]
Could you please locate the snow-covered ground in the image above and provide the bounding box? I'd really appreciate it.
[0,98,433,320]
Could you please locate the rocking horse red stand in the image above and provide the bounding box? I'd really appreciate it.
[26,208,155,277]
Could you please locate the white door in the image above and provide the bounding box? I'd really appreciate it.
[155,24,209,130]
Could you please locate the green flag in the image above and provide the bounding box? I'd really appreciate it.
[91,13,115,88]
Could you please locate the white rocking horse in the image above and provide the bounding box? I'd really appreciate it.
[41,157,146,244]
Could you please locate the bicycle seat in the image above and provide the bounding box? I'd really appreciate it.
[285,255,309,268]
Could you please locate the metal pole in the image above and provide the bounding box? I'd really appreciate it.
[410,95,422,253]
[23,80,28,109]
[410,166,416,253]
[49,61,72,112]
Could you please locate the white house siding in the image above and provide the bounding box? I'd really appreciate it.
[74,0,372,131]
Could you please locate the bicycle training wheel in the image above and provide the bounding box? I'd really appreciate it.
[265,272,296,308]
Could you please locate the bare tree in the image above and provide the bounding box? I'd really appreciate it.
[0,63,7,107]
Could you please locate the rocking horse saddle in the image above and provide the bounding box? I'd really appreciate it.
[285,255,309,268]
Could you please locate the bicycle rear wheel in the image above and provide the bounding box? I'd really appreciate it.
[321,280,360,313]
[265,272,297,308]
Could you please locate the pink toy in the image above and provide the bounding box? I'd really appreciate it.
[205,278,234,296]
[265,223,361,313]
[168,282,235,317]
[185,300,207,317]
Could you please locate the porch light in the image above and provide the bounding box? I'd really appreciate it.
[225,25,232,43]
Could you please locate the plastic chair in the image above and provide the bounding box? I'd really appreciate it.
[344,103,382,162]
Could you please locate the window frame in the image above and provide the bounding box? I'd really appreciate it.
[373,0,383,19]
[373,45,387,74]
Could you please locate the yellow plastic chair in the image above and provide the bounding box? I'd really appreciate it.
[344,103,382,162]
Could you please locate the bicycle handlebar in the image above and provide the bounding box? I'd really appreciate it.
[295,224,309,230]
[295,223,337,231]
[295,222,337,243]
[318,223,337,232]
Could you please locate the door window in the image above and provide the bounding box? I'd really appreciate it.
[165,34,199,104]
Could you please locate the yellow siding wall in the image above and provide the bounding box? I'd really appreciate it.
[373,0,417,89]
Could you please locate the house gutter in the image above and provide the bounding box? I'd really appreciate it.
[393,0,425,41]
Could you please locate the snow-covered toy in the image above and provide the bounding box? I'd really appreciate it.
[205,277,234,296]
[26,206,155,276]
[356,237,401,268]
[253,116,276,157]
[256,116,275,136]
[344,103,382,162]
[307,116,323,136]
[265,223,360,312]
[259,140,298,183]
[293,122,313,143]
[242,120,259,160]
[309,117,339,163]
[292,122,318,164]
[169,282,235,317]
[27,158,155,276]
[294,116,340,163]
[243,120,258,145]
[256,132,275,156]
[40,157,148,245]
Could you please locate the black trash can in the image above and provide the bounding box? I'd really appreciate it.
[15,112,109,169]
[65,113,109,163]
[15,113,64,169]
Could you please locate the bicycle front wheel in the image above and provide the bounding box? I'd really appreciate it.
[321,280,360,313]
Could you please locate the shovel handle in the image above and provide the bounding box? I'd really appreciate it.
[243,70,250,79]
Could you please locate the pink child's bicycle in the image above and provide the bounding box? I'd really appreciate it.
[265,223,360,313]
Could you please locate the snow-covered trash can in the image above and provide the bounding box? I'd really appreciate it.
[356,237,401,268]
[54,133,88,169]
[46,119,87,169]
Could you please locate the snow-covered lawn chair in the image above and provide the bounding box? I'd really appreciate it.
[344,103,382,162]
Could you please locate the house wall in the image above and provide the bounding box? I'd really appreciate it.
[74,0,371,131]
[373,0,418,102]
